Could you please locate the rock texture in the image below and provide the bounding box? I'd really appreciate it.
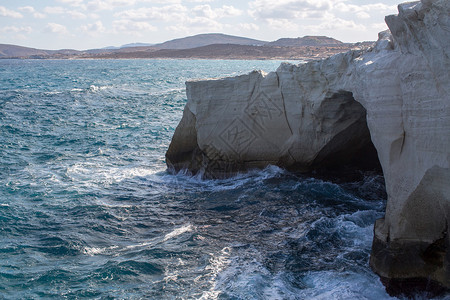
[166,0,450,293]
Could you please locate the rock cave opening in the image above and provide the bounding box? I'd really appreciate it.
[307,90,384,184]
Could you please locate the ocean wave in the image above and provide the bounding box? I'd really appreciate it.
[163,224,195,242]
[88,85,109,92]
[159,165,287,193]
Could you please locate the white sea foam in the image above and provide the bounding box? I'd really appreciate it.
[198,247,232,300]
[89,85,108,92]
[299,270,393,299]
[161,164,286,193]
[163,224,194,242]
[66,161,166,186]
[82,245,119,256]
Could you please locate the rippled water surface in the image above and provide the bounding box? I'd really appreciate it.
[0,59,396,299]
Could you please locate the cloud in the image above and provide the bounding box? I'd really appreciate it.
[1,26,33,34]
[80,21,106,36]
[302,14,365,32]
[87,1,113,11]
[192,5,216,19]
[113,19,157,34]
[237,23,260,31]
[43,6,86,19]
[371,22,388,31]
[19,6,47,19]
[18,6,35,13]
[45,23,70,35]
[334,3,397,14]
[56,0,85,6]
[67,11,87,19]
[356,11,371,19]
[165,24,189,33]
[218,5,243,18]
[114,3,240,34]
[87,0,138,11]
[0,6,23,18]
[267,18,298,31]
[192,5,242,19]
[34,12,47,19]
[184,16,223,30]
[248,0,334,20]
[89,13,101,19]
[44,6,66,14]
[114,5,187,21]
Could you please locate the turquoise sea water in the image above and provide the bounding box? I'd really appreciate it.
[0,59,397,299]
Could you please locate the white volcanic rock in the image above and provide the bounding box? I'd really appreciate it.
[349,0,450,292]
[167,54,376,177]
[166,0,450,292]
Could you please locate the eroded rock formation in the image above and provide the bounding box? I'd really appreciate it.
[166,0,450,293]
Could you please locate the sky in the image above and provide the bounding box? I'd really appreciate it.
[0,0,401,50]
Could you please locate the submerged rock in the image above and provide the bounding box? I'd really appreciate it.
[166,0,450,294]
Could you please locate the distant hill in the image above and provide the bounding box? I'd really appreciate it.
[267,36,343,47]
[86,43,367,61]
[0,44,82,58]
[0,44,49,58]
[153,33,268,49]
[0,34,374,60]
[121,42,154,48]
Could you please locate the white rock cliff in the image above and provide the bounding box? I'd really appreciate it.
[166,0,450,293]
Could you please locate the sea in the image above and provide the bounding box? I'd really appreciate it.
[0,59,427,299]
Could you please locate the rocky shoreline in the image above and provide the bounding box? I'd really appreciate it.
[166,0,450,295]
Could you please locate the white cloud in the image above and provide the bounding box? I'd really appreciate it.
[140,0,182,3]
[33,12,47,19]
[302,15,365,32]
[184,16,223,30]
[335,3,396,14]
[1,26,33,34]
[67,10,87,19]
[19,6,47,19]
[89,13,101,19]
[45,23,70,35]
[0,6,23,18]
[165,24,189,33]
[18,6,35,13]
[237,23,260,31]
[114,5,187,21]
[114,3,240,34]
[192,5,216,19]
[113,19,157,33]
[80,21,106,36]
[87,0,138,11]
[87,1,112,11]
[192,5,241,19]
[217,5,242,18]
[56,0,85,6]
[267,18,298,31]
[248,0,334,20]
[44,6,66,14]
[356,11,371,19]
[43,6,86,19]
[371,22,388,30]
